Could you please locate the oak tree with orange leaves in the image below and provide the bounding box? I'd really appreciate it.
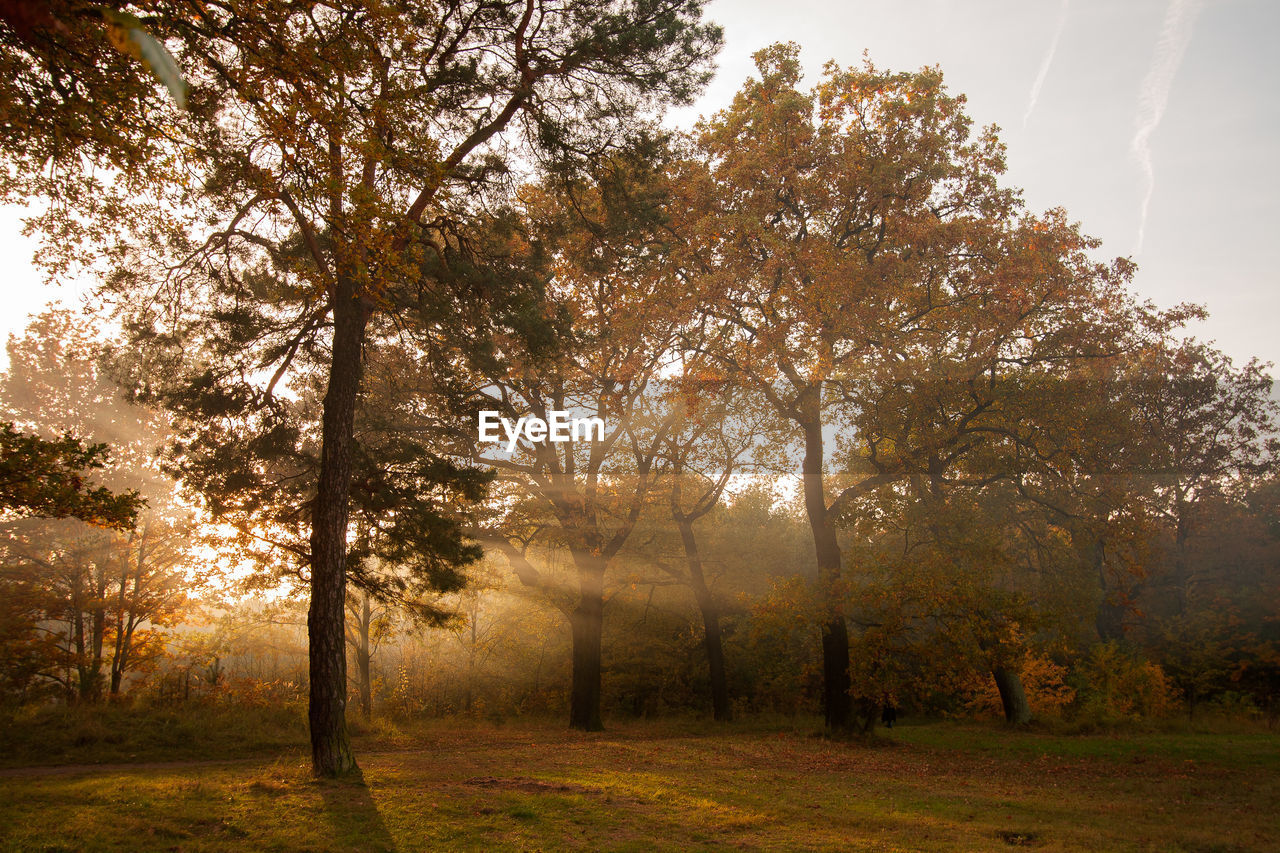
[675,43,1152,730]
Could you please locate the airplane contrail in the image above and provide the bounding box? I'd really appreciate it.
[1023,0,1071,129]
[1132,0,1204,255]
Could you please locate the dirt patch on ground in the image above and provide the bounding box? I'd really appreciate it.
[464,774,597,794]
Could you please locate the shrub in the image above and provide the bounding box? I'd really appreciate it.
[963,651,1076,720]
[1070,642,1180,722]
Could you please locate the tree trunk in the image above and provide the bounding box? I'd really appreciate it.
[819,616,853,729]
[307,283,367,776]
[356,591,373,720]
[110,608,135,696]
[798,398,853,732]
[110,533,144,697]
[1172,490,1191,617]
[73,573,107,702]
[463,608,476,714]
[110,540,129,697]
[568,551,606,731]
[87,601,105,701]
[676,516,731,721]
[992,667,1032,725]
[73,608,90,702]
[1093,535,1127,643]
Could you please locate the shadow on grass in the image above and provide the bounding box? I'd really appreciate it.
[317,768,397,852]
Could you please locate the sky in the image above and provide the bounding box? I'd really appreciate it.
[666,0,1280,370]
[2,0,1277,370]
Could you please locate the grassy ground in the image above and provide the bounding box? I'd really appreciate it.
[0,711,1276,852]
[0,703,311,768]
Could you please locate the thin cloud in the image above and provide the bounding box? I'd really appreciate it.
[1132,0,1204,255]
[1023,0,1071,129]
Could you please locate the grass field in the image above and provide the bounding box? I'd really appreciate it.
[0,710,1276,851]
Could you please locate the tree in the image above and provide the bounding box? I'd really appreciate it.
[0,309,156,531]
[0,424,141,530]
[345,586,391,720]
[677,44,1152,729]
[0,0,188,229]
[648,376,764,721]
[1129,342,1279,615]
[1113,343,1280,714]
[840,467,1083,727]
[106,517,189,694]
[675,44,1006,730]
[86,1,718,774]
[470,156,690,730]
[1,515,190,700]
[0,310,194,701]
